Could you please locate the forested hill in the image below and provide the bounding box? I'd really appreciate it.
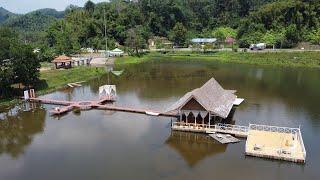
[0,8,64,32]
[0,7,16,23]
[1,0,319,55]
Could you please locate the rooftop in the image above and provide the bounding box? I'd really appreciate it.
[166,78,237,118]
[191,38,217,43]
[52,55,72,63]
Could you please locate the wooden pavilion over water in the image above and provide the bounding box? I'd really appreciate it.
[52,55,73,69]
[167,78,244,132]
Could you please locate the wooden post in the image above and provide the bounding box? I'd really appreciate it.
[194,113,196,127]
[209,113,211,128]
[202,115,204,128]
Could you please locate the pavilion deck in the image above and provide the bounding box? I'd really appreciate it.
[245,124,306,163]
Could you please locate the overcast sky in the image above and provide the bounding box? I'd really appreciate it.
[0,0,107,14]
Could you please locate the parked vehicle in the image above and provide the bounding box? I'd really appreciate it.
[249,43,266,50]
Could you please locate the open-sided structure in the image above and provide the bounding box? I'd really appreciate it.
[52,55,73,69]
[167,78,243,132]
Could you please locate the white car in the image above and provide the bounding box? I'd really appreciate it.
[250,43,266,50]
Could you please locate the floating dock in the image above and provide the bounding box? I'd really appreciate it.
[208,133,240,144]
[245,124,306,163]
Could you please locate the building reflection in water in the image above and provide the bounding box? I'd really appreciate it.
[0,103,46,158]
[165,131,227,167]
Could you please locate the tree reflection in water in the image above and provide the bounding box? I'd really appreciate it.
[0,104,46,158]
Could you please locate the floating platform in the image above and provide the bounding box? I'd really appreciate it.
[209,133,240,144]
[245,124,306,163]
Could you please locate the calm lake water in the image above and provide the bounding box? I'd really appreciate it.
[0,60,320,180]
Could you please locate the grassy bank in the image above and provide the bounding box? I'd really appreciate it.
[37,66,106,95]
[115,51,320,68]
[0,66,106,107]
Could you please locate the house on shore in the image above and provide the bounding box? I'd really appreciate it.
[167,78,243,132]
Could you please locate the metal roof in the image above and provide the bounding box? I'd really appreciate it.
[191,38,217,43]
[166,78,237,118]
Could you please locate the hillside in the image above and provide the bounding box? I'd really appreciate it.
[1,8,64,32]
[0,7,16,23]
[32,8,65,18]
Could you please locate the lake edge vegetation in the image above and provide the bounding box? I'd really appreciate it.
[0,66,106,107]
[115,51,320,68]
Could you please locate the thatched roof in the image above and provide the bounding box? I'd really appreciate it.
[52,55,72,63]
[166,78,237,118]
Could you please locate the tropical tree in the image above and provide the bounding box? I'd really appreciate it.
[84,1,95,15]
[170,22,187,46]
[125,26,146,55]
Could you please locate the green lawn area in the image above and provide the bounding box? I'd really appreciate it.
[115,51,320,68]
[37,66,106,95]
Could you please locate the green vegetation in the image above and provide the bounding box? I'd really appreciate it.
[1,0,320,104]
[36,66,105,95]
[0,27,40,98]
[115,51,320,68]
[0,7,16,23]
[0,66,106,106]
[1,0,313,57]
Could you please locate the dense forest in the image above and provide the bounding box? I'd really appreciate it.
[1,0,320,56]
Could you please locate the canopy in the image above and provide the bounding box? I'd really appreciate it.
[111,48,124,53]
[52,55,72,63]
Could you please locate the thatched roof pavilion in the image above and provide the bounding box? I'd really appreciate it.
[168,78,242,132]
[167,78,237,119]
[52,55,73,69]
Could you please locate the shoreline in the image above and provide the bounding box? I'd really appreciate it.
[115,51,320,68]
[0,66,107,108]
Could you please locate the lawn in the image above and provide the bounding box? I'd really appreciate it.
[115,51,320,68]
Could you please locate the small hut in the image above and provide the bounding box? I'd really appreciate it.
[109,48,124,57]
[52,55,73,69]
[167,78,242,131]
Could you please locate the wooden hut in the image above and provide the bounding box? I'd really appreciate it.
[52,55,73,69]
[167,78,243,131]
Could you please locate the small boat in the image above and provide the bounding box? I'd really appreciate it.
[145,111,160,116]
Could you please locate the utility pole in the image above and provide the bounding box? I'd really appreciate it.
[104,1,108,58]
[104,0,111,84]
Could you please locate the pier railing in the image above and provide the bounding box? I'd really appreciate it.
[247,124,306,160]
[171,122,249,137]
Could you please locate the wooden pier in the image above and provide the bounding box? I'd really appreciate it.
[27,97,178,117]
[26,95,306,164]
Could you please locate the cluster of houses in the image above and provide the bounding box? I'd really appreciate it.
[148,36,236,50]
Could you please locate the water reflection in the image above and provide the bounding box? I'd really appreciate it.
[0,60,319,179]
[0,106,46,158]
[166,131,227,167]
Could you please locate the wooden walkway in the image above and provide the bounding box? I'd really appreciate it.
[28,97,177,117]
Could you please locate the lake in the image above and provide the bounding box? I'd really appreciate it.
[0,60,319,180]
